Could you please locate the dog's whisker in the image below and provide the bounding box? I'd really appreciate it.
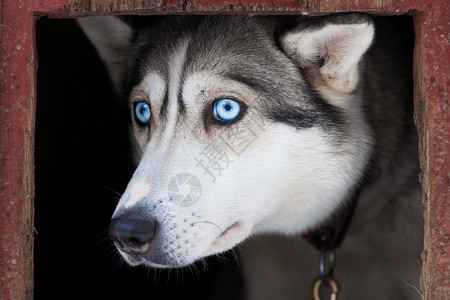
[104,186,123,198]
[191,220,224,233]
[402,279,424,299]
[96,230,112,247]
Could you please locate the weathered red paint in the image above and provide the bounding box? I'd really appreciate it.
[0,1,69,298]
[413,4,450,299]
[0,0,448,299]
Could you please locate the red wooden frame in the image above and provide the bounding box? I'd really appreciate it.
[0,0,448,298]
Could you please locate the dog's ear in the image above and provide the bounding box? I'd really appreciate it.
[77,16,133,91]
[280,14,374,94]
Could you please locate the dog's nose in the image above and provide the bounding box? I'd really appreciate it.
[108,216,156,254]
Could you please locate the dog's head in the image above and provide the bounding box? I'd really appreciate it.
[78,14,374,267]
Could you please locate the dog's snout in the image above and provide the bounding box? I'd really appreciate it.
[108,216,156,254]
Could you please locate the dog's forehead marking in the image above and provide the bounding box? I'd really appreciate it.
[155,38,190,149]
[182,71,212,106]
[182,71,257,107]
[124,179,152,208]
[141,72,166,105]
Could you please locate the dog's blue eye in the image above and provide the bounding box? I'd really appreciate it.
[213,99,241,122]
[134,102,151,125]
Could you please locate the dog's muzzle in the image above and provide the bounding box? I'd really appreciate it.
[108,213,156,255]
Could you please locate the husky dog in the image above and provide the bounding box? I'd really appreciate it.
[78,14,422,299]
